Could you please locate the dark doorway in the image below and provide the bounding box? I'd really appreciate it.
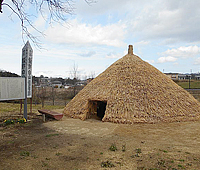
[97,101,107,120]
[88,100,107,120]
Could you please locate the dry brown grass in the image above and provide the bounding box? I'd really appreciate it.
[0,102,64,120]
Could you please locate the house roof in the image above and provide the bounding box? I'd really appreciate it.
[64,45,200,123]
[52,81,62,84]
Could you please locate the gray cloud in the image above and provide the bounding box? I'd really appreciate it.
[77,0,200,44]
[127,0,200,44]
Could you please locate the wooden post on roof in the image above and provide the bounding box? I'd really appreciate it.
[128,45,133,55]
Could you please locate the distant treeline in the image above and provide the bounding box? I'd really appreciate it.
[0,70,80,85]
[33,75,80,86]
[0,70,20,77]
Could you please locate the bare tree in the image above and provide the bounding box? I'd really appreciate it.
[0,0,94,47]
[90,71,95,79]
[38,86,50,107]
[52,86,55,105]
[32,85,41,105]
[70,62,79,98]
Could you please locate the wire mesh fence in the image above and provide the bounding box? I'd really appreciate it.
[32,85,84,107]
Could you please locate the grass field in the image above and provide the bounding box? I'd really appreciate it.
[175,80,200,89]
[0,102,64,118]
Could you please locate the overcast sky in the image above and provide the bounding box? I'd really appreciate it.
[1,0,200,78]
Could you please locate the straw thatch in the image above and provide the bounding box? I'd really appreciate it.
[64,45,200,123]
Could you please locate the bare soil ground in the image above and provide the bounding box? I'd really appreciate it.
[0,110,200,170]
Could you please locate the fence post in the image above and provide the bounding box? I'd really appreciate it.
[30,98,32,113]
[52,86,55,105]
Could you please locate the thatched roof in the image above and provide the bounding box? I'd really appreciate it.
[64,45,200,123]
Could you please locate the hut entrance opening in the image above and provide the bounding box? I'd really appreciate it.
[88,100,107,120]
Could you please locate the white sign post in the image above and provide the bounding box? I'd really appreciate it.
[21,41,33,120]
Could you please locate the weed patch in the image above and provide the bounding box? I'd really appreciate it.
[20,151,30,157]
[3,118,27,126]
[101,160,115,168]
[45,133,59,137]
[55,152,61,156]
[136,148,142,154]
[179,159,185,162]
[157,159,165,166]
[122,144,126,152]
[109,143,117,151]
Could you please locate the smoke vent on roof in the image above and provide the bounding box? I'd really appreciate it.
[128,45,133,55]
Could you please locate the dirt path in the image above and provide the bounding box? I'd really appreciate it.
[0,115,200,170]
[44,117,118,137]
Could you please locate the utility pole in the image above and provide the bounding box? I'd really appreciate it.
[189,76,191,89]
[189,69,192,89]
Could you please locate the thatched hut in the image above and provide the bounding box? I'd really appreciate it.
[64,45,200,123]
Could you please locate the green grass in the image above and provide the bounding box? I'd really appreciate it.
[159,149,168,153]
[45,133,59,137]
[175,80,200,89]
[179,159,185,162]
[0,102,64,115]
[109,143,117,151]
[55,152,62,156]
[136,148,142,154]
[20,151,30,157]
[178,164,184,168]
[101,160,115,168]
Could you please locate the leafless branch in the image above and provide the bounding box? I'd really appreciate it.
[2,2,44,48]
[0,0,3,13]
[1,0,95,48]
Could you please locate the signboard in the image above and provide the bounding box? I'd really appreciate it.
[0,77,25,101]
[21,41,33,98]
